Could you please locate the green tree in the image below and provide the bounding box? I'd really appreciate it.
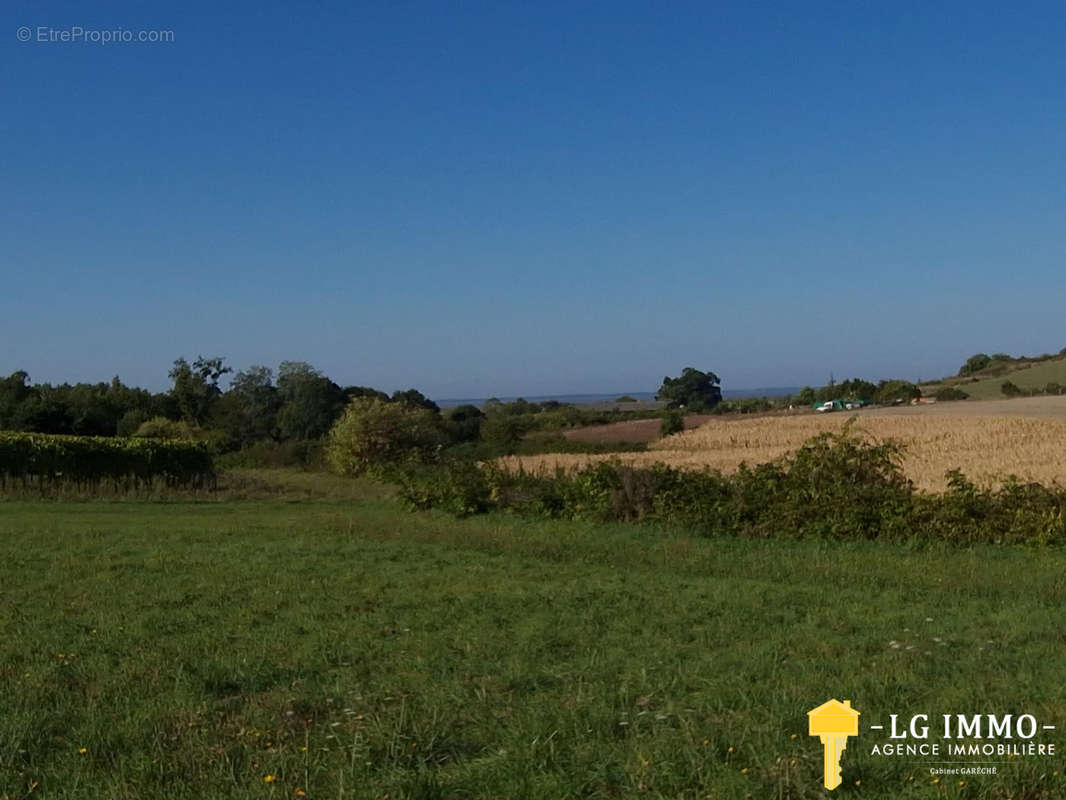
[656,367,722,410]
[446,404,484,443]
[169,356,231,425]
[875,380,921,405]
[794,386,816,406]
[391,388,440,412]
[327,397,445,477]
[959,353,992,376]
[276,362,345,440]
[221,365,280,444]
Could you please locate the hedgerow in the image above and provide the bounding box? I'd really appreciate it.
[0,432,215,492]
[392,428,1066,544]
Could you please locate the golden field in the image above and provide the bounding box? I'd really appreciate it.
[504,410,1066,492]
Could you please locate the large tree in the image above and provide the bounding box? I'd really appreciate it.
[169,356,232,425]
[656,367,723,410]
[275,361,345,440]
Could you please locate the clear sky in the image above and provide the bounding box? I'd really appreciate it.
[4,1,1064,398]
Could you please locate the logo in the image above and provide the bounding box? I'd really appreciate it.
[806,698,1057,790]
[808,699,860,790]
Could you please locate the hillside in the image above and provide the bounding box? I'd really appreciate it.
[925,354,1066,400]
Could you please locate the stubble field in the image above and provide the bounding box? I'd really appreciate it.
[504,397,1066,492]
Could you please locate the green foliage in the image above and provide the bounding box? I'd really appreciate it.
[794,386,816,405]
[444,404,484,443]
[660,409,684,436]
[215,439,325,470]
[934,386,969,401]
[326,397,445,478]
[1001,380,1024,397]
[1045,382,1063,396]
[276,362,346,441]
[874,379,921,405]
[133,416,200,440]
[169,356,231,425]
[394,424,1066,545]
[116,408,151,437]
[0,432,214,490]
[656,367,722,410]
[959,353,993,376]
[391,388,440,412]
[614,395,637,403]
[815,377,877,403]
[479,410,531,454]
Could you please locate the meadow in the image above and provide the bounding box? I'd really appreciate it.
[504,404,1066,492]
[2,470,1066,799]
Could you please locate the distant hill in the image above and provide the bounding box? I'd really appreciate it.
[925,354,1066,400]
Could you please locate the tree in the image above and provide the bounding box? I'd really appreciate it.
[445,404,484,443]
[327,397,445,477]
[875,380,921,405]
[391,388,440,412]
[656,367,722,410]
[169,356,231,425]
[276,362,345,440]
[794,386,816,406]
[221,365,280,444]
[959,354,992,376]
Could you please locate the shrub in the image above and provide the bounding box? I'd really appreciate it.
[1045,382,1063,396]
[934,387,969,401]
[327,397,445,478]
[615,395,638,403]
[875,380,921,405]
[660,409,684,436]
[1001,380,1024,398]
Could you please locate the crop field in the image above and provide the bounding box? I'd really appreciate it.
[3,474,1066,799]
[503,401,1066,492]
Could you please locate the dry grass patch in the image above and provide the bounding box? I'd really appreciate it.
[501,414,1066,492]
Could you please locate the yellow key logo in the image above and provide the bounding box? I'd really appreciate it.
[808,699,860,790]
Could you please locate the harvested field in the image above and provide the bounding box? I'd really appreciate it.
[504,403,1066,492]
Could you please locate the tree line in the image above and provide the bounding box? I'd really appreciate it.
[0,357,436,450]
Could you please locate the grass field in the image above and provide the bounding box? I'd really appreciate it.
[505,402,1066,491]
[2,472,1065,798]
[925,358,1066,401]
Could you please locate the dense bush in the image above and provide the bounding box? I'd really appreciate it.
[934,387,970,401]
[327,397,445,477]
[660,409,684,436]
[215,439,325,470]
[1001,380,1024,398]
[391,427,1066,544]
[0,432,214,490]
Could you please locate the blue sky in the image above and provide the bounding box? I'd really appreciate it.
[3,1,1065,398]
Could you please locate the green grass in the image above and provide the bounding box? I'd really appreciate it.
[1,472,1065,798]
[927,356,1066,400]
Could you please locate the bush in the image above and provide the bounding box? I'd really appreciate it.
[215,440,324,470]
[1001,380,1024,398]
[660,409,684,436]
[327,397,445,478]
[1045,382,1063,396]
[875,380,921,405]
[934,387,969,401]
[387,423,1066,545]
